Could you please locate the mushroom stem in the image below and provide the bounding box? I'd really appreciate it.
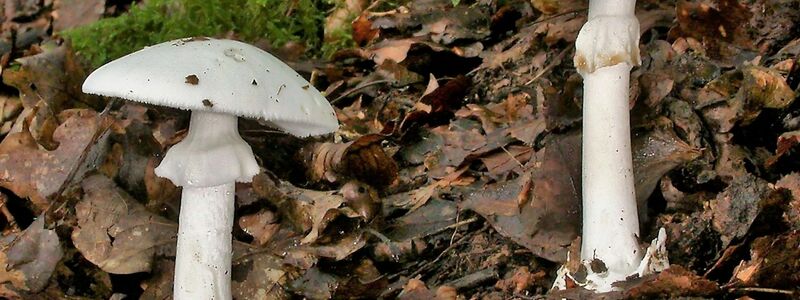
[564,0,657,291]
[155,110,259,187]
[155,111,258,299]
[581,62,641,277]
[174,183,234,300]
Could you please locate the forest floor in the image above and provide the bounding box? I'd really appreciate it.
[0,0,798,299]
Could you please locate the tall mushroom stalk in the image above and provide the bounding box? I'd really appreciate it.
[82,38,339,299]
[156,111,258,299]
[578,0,642,283]
[552,0,669,292]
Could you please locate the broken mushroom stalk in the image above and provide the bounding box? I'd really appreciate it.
[82,37,338,299]
[553,0,669,292]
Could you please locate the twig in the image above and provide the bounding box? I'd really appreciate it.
[444,267,499,290]
[408,224,487,278]
[330,80,392,104]
[524,47,570,86]
[48,99,117,221]
[365,228,404,262]
[729,287,796,296]
[500,145,526,169]
[0,192,18,232]
[449,212,460,246]
[523,8,587,27]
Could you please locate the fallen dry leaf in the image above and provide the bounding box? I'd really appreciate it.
[369,39,416,65]
[139,259,174,299]
[632,128,702,218]
[711,173,772,247]
[730,231,800,288]
[775,173,800,230]
[238,209,281,247]
[462,132,581,262]
[741,65,796,111]
[232,250,290,300]
[72,174,176,274]
[302,134,398,187]
[0,109,110,210]
[0,216,62,293]
[52,0,105,31]
[619,265,719,298]
[671,0,754,63]
[395,167,470,211]
[494,266,546,294]
[289,267,339,300]
[398,278,437,300]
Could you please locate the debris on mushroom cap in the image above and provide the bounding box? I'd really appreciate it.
[82,37,338,137]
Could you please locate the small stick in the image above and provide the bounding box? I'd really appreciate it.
[330,80,391,104]
[0,193,19,232]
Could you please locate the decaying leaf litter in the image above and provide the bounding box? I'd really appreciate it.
[0,0,797,298]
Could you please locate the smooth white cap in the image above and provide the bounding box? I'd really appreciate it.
[82,37,338,137]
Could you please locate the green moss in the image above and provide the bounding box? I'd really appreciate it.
[63,0,327,67]
[319,0,356,58]
[321,26,355,58]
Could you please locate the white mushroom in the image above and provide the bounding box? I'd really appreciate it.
[82,37,338,299]
[553,0,669,292]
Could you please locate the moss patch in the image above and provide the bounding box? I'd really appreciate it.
[63,0,327,67]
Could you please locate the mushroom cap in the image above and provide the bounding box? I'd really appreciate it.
[82,37,338,137]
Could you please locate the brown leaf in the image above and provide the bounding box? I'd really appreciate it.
[324,0,366,44]
[3,42,86,149]
[376,59,424,86]
[494,266,546,294]
[52,0,105,31]
[139,260,174,299]
[0,109,111,210]
[671,0,754,63]
[730,232,800,288]
[232,251,291,300]
[766,130,800,168]
[368,2,489,46]
[289,267,339,300]
[741,65,796,110]
[309,258,387,299]
[620,265,719,298]
[72,174,177,274]
[396,167,469,211]
[632,128,702,218]
[384,198,457,241]
[302,134,398,187]
[711,173,772,247]
[398,278,437,300]
[238,209,280,247]
[530,0,585,15]
[462,132,581,262]
[401,76,471,132]
[639,72,675,108]
[352,14,379,46]
[0,216,62,293]
[3,42,70,110]
[421,119,515,177]
[775,173,800,230]
[265,180,363,252]
[479,145,533,177]
[369,39,415,65]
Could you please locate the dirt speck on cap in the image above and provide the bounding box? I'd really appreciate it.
[202,99,213,107]
[185,75,199,85]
